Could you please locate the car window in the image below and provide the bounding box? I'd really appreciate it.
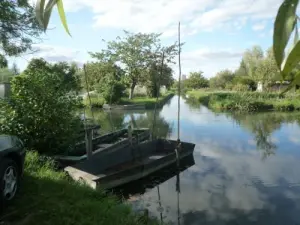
[0,135,23,151]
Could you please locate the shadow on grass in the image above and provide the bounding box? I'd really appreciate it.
[0,152,157,225]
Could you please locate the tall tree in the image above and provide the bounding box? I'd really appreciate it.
[242,45,264,80]
[256,47,280,86]
[11,62,19,75]
[0,0,42,58]
[100,31,161,99]
[209,70,235,89]
[184,71,209,89]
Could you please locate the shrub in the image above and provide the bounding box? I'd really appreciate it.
[96,79,125,104]
[232,84,249,92]
[0,65,82,155]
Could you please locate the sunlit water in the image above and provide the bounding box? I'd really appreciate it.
[86,96,300,225]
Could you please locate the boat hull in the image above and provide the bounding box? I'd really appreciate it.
[64,139,195,189]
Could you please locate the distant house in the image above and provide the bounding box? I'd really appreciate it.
[182,75,187,81]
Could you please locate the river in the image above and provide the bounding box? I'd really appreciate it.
[87,95,300,225]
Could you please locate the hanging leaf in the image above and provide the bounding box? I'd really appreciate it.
[281,70,300,94]
[43,0,57,31]
[273,0,299,70]
[56,0,71,36]
[294,23,299,45]
[35,0,46,27]
[282,40,300,75]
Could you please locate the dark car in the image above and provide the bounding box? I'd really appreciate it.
[0,135,25,209]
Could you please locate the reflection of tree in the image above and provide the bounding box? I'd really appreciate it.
[184,98,201,110]
[85,109,125,133]
[131,109,173,138]
[229,112,300,159]
[84,108,172,138]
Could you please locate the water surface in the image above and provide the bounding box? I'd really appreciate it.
[87,96,300,225]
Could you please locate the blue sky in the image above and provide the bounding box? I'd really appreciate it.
[10,0,287,78]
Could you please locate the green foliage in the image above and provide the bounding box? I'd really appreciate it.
[0,55,8,68]
[0,0,42,56]
[90,31,178,99]
[232,76,256,90]
[35,0,71,35]
[232,83,249,92]
[24,58,81,93]
[0,68,15,83]
[2,151,159,225]
[83,95,105,108]
[0,59,82,155]
[209,70,234,89]
[187,90,300,112]
[184,71,209,89]
[273,0,300,91]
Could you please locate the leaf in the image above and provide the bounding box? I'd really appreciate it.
[273,0,299,70]
[282,40,300,75]
[43,0,57,31]
[281,70,300,94]
[294,23,299,45]
[56,0,71,36]
[35,0,46,27]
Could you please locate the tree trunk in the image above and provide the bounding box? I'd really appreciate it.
[129,82,136,99]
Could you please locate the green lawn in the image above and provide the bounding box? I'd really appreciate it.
[1,151,158,225]
[187,90,300,112]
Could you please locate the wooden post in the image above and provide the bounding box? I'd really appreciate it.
[85,128,93,159]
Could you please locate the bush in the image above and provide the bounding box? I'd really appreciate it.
[0,64,82,155]
[232,83,249,92]
[96,79,126,104]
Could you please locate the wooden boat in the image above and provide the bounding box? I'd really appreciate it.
[64,139,195,189]
[112,153,195,198]
[55,128,150,166]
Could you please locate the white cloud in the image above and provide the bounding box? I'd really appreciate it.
[61,0,282,37]
[252,21,267,31]
[179,47,243,77]
[29,44,86,65]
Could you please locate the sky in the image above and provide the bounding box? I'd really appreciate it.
[9,0,289,78]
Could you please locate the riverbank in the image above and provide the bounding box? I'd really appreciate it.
[105,93,174,110]
[1,151,158,225]
[83,93,174,109]
[187,90,300,112]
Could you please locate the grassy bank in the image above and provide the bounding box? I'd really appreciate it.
[187,90,300,112]
[1,151,158,225]
[119,92,174,109]
[82,92,174,109]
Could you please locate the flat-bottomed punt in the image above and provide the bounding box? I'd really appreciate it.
[55,128,150,166]
[65,139,195,189]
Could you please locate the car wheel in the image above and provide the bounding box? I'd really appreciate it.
[0,158,20,207]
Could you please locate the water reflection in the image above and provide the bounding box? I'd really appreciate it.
[90,96,300,224]
[86,108,173,138]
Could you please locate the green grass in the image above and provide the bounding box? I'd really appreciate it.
[1,151,158,225]
[187,90,300,112]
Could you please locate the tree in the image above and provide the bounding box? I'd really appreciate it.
[0,0,42,58]
[255,47,280,87]
[242,45,264,81]
[24,58,81,93]
[209,70,235,89]
[0,59,82,154]
[0,55,8,68]
[184,71,209,89]
[0,68,15,83]
[11,63,19,75]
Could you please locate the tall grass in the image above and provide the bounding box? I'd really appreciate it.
[187,90,300,112]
